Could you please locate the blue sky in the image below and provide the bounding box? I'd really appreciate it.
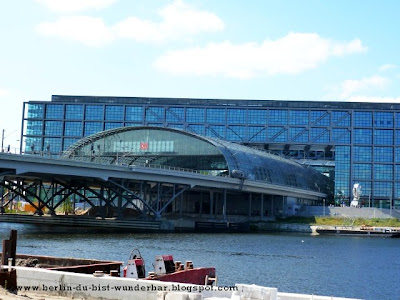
[0,0,399,149]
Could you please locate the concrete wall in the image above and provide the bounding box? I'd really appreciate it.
[12,267,360,300]
[295,206,400,219]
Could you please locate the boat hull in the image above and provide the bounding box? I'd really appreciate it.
[147,267,216,285]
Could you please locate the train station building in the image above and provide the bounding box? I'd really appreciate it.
[21,95,400,210]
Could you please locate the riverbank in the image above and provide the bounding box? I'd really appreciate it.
[1,212,399,233]
[253,216,400,234]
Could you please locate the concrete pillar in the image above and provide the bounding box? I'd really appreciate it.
[210,191,214,217]
[199,192,203,216]
[223,189,227,220]
[282,196,285,215]
[271,196,274,216]
[248,193,252,218]
[180,193,183,217]
[260,194,264,219]
[156,183,161,213]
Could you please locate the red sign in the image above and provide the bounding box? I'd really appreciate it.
[140,142,149,150]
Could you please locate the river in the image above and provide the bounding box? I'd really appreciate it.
[1,223,399,300]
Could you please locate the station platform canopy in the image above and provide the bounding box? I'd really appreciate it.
[62,126,330,194]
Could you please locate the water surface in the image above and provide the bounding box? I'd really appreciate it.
[1,223,399,300]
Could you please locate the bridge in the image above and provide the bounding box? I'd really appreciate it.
[0,153,326,231]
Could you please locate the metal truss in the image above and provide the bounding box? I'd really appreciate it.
[0,177,192,220]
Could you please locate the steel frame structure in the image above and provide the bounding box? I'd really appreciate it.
[0,176,190,219]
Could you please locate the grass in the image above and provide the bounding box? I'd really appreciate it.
[274,216,400,227]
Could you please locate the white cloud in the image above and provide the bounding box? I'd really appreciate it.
[35,0,117,13]
[35,1,224,46]
[112,0,224,43]
[36,16,114,47]
[154,33,367,78]
[379,64,397,72]
[339,75,390,98]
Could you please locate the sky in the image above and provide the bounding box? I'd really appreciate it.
[0,0,400,150]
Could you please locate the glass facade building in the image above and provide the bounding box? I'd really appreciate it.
[61,126,329,195]
[22,95,400,207]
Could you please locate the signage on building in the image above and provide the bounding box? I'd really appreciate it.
[113,141,174,153]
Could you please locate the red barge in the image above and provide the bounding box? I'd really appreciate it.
[123,250,217,285]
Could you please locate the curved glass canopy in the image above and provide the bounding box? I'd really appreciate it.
[62,126,330,193]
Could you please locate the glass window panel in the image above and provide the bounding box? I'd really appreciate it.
[63,138,80,150]
[354,129,372,144]
[353,146,372,162]
[268,110,287,125]
[374,147,393,162]
[374,164,393,180]
[353,164,372,180]
[396,112,400,128]
[227,126,246,141]
[395,183,400,199]
[206,125,225,138]
[310,128,329,143]
[310,111,330,126]
[24,137,42,153]
[248,126,266,141]
[395,165,400,181]
[125,123,141,127]
[65,105,84,120]
[373,182,393,198]
[125,106,143,122]
[207,109,225,123]
[148,123,163,127]
[289,127,308,142]
[44,121,63,136]
[105,106,124,121]
[227,109,246,124]
[354,111,372,127]
[335,146,351,198]
[332,111,351,126]
[43,137,62,153]
[396,148,400,163]
[27,104,44,119]
[64,121,83,137]
[248,110,267,125]
[84,122,103,136]
[395,130,400,145]
[85,105,104,121]
[289,111,309,125]
[374,129,393,145]
[26,121,43,135]
[168,124,185,130]
[146,107,164,122]
[332,128,350,143]
[186,108,205,123]
[268,127,287,142]
[187,124,205,135]
[105,122,123,130]
[45,104,64,119]
[166,107,185,122]
[374,112,393,128]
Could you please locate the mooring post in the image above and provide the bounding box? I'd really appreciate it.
[0,229,17,291]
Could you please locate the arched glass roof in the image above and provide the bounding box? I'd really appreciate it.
[62,126,330,193]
